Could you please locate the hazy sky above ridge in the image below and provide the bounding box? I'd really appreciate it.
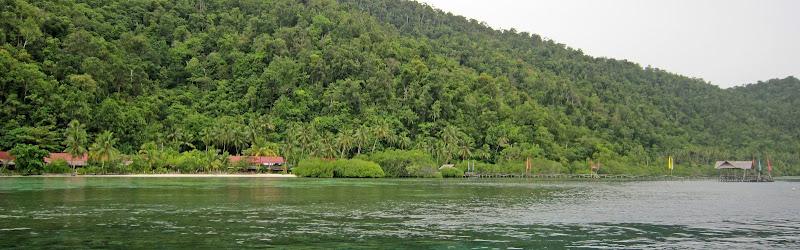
[415,0,800,88]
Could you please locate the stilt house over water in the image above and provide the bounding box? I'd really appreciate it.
[715,161,772,182]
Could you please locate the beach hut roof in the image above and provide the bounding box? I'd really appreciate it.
[45,153,89,166]
[439,164,455,170]
[714,161,753,170]
[0,151,15,164]
[0,151,13,160]
[228,156,285,165]
[252,156,285,165]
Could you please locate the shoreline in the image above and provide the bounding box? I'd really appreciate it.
[0,173,297,178]
[1,174,795,181]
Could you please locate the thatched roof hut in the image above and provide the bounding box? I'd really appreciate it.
[714,161,752,169]
[714,160,770,182]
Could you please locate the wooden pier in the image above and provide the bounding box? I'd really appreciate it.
[461,173,711,180]
[463,173,598,179]
[718,172,773,182]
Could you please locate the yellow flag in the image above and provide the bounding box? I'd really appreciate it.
[668,156,673,170]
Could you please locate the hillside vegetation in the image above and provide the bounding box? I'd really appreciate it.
[1,0,797,175]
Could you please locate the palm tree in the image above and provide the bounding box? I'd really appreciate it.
[296,124,316,157]
[243,139,279,157]
[90,131,118,174]
[478,144,492,162]
[440,126,463,162]
[393,133,412,149]
[182,132,196,151]
[318,133,336,158]
[138,142,159,173]
[441,126,461,148]
[216,124,234,153]
[232,130,247,155]
[307,140,322,157]
[247,114,276,143]
[433,140,449,164]
[282,126,300,164]
[371,120,392,152]
[282,143,298,166]
[166,129,181,149]
[208,151,224,173]
[354,126,371,155]
[496,136,510,153]
[200,128,213,152]
[335,130,354,158]
[306,129,326,158]
[458,144,472,161]
[63,120,88,174]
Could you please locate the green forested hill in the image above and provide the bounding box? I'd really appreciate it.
[1,0,798,175]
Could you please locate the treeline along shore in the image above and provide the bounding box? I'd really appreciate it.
[1,126,721,178]
[1,0,798,177]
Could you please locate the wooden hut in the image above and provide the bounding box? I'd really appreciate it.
[715,161,765,182]
[253,156,286,172]
[228,156,286,172]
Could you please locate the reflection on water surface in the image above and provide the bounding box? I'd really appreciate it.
[1,178,798,248]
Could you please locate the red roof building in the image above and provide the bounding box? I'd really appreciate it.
[45,153,89,166]
[228,156,285,166]
[0,151,15,165]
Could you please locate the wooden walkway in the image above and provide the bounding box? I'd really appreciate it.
[719,174,774,182]
[461,173,714,180]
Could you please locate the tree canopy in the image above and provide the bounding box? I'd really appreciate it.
[0,0,797,175]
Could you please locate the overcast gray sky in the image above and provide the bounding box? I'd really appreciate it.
[415,0,799,88]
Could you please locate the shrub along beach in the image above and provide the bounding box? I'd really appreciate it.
[293,158,384,178]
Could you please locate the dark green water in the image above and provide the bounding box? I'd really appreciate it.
[1,177,798,249]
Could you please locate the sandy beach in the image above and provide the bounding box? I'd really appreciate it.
[2,174,297,178]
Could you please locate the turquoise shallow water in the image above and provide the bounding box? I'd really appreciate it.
[0,177,798,248]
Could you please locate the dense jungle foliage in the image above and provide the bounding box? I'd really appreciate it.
[1,0,798,176]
